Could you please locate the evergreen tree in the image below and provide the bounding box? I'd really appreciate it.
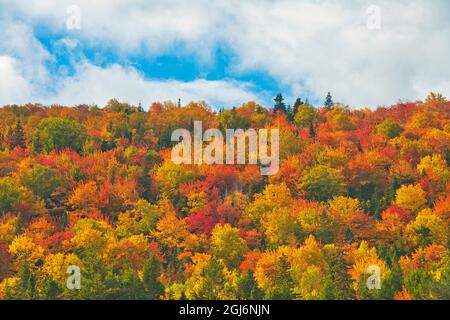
[41,276,63,300]
[137,100,144,112]
[370,188,383,220]
[321,247,354,300]
[203,257,227,299]
[5,262,37,299]
[7,120,26,150]
[286,104,294,122]
[0,132,4,151]
[293,97,304,115]
[70,254,110,300]
[431,259,450,299]
[324,92,334,109]
[142,253,164,299]
[309,121,316,138]
[273,94,286,114]
[385,177,400,205]
[265,255,293,300]
[31,133,42,154]
[109,269,146,300]
[237,270,263,299]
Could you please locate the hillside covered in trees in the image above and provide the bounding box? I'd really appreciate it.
[0,94,449,300]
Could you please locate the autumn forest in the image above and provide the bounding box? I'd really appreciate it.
[0,94,449,300]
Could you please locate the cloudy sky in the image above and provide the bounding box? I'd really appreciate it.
[0,0,449,109]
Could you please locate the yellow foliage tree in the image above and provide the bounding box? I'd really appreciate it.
[184,253,237,300]
[115,199,160,238]
[153,211,188,251]
[245,183,292,225]
[254,246,294,299]
[404,209,448,248]
[395,184,427,214]
[262,207,298,247]
[71,218,114,253]
[346,241,388,298]
[290,236,327,299]
[9,234,45,266]
[0,215,19,244]
[329,196,361,217]
[211,224,248,269]
[41,253,83,284]
[417,154,450,192]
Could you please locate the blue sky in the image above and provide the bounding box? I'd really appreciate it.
[1,0,449,110]
[31,22,287,109]
[38,30,283,104]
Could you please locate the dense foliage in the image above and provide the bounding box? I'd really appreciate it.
[0,95,448,300]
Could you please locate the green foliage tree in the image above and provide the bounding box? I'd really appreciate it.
[299,165,345,202]
[425,92,446,104]
[32,118,87,153]
[0,177,25,215]
[218,108,250,131]
[294,104,317,137]
[377,119,404,139]
[18,164,61,200]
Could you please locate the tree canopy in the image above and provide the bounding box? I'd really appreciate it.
[0,96,448,300]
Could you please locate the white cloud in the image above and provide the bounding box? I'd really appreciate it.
[0,56,31,105]
[223,0,450,107]
[44,62,264,108]
[0,9,263,108]
[1,0,449,107]
[0,18,52,104]
[0,19,51,80]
